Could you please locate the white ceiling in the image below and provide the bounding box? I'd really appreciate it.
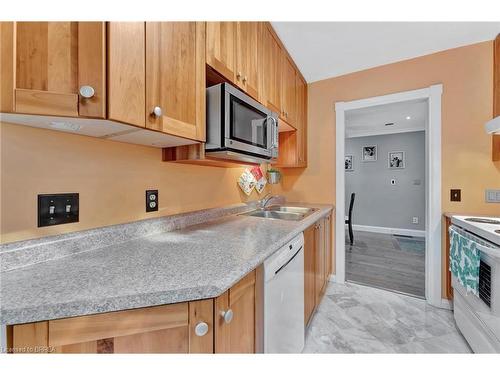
[345,99,427,138]
[271,22,500,82]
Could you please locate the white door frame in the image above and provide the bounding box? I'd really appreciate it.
[334,84,445,309]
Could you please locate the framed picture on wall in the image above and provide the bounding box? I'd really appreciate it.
[361,145,377,162]
[345,155,354,171]
[388,151,406,169]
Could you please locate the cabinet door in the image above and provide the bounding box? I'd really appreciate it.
[107,22,146,127]
[304,224,316,325]
[44,302,213,353]
[235,22,261,101]
[262,24,282,114]
[1,22,106,118]
[281,53,297,125]
[145,22,206,142]
[315,219,327,304]
[206,22,236,82]
[325,214,333,277]
[215,270,256,353]
[296,74,308,166]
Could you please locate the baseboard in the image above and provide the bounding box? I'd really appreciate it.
[352,224,425,237]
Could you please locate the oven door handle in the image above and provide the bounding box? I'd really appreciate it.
[449,225,499,258]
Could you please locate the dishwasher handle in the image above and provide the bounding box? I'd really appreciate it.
[274,246,303,275]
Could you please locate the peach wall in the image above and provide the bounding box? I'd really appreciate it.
[276,41,500,295]
[0,122,268,243]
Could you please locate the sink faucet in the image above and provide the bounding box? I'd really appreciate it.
[260,193,279,209]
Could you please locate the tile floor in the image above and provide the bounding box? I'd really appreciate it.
[303,282,472,353]
[346,230,425,297]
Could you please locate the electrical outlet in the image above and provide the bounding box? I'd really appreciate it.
[450,189,461,202]
[412,217,419,224]
[38,193,79,227]
[146,190,158,212]
[485,189,500,203]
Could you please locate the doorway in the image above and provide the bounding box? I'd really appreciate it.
[334,85,445,309]
[344,100,426,297]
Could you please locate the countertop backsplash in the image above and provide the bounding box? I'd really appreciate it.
[0,197,285,272]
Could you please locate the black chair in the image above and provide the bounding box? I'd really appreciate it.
[345,193,355,245]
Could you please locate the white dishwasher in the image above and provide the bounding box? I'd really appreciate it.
[264,233,305,353]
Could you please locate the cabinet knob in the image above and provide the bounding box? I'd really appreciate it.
[220,309,233,324]
[242,75,247,83]
[194,322,209,337]
[79,85,95,99]
[236,72,242,80]
[151,106,162,117]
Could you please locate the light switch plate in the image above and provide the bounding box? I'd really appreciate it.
[38,193,79,227]
[485,189,500,203]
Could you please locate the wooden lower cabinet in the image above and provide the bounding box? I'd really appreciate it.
[315,218,327,303]
[8,268,263,354]
[304,215,333,326]
[304,225,316,325]
[11,301,213,353]
[215,270,257,353]
[444,216,454,300]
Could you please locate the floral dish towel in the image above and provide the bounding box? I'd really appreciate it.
[449,226,480,296]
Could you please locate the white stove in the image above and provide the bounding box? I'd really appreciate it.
[450,215,500,353]
[451,215,500,247]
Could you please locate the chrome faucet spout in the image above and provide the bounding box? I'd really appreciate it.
[260,193,277,209]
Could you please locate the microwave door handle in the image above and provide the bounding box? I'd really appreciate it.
[269,117,278,148]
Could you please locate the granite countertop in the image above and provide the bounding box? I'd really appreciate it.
[0,203,333,325]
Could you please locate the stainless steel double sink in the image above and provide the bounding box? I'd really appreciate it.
[240,205,317,221]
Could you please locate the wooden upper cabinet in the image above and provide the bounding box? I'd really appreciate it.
[206,22,236,82]
[235,22,261,100]
[0,22,106,118]
[146,22,206,142]
[494,34,500,118]
[296,73,307,166]
[281,53,297,126]
[493,34,500,162]
[215,270,256,353]
[262,24,282,114]
[107,22,146,127]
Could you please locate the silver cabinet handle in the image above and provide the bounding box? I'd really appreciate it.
[194,322,209,337]
[152,106,162,117]
[220,309,233,324]
[79,85,95,99]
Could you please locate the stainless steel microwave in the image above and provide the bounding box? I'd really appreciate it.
[206,83,279,164]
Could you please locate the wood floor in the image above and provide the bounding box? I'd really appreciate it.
[346,230,425,297]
